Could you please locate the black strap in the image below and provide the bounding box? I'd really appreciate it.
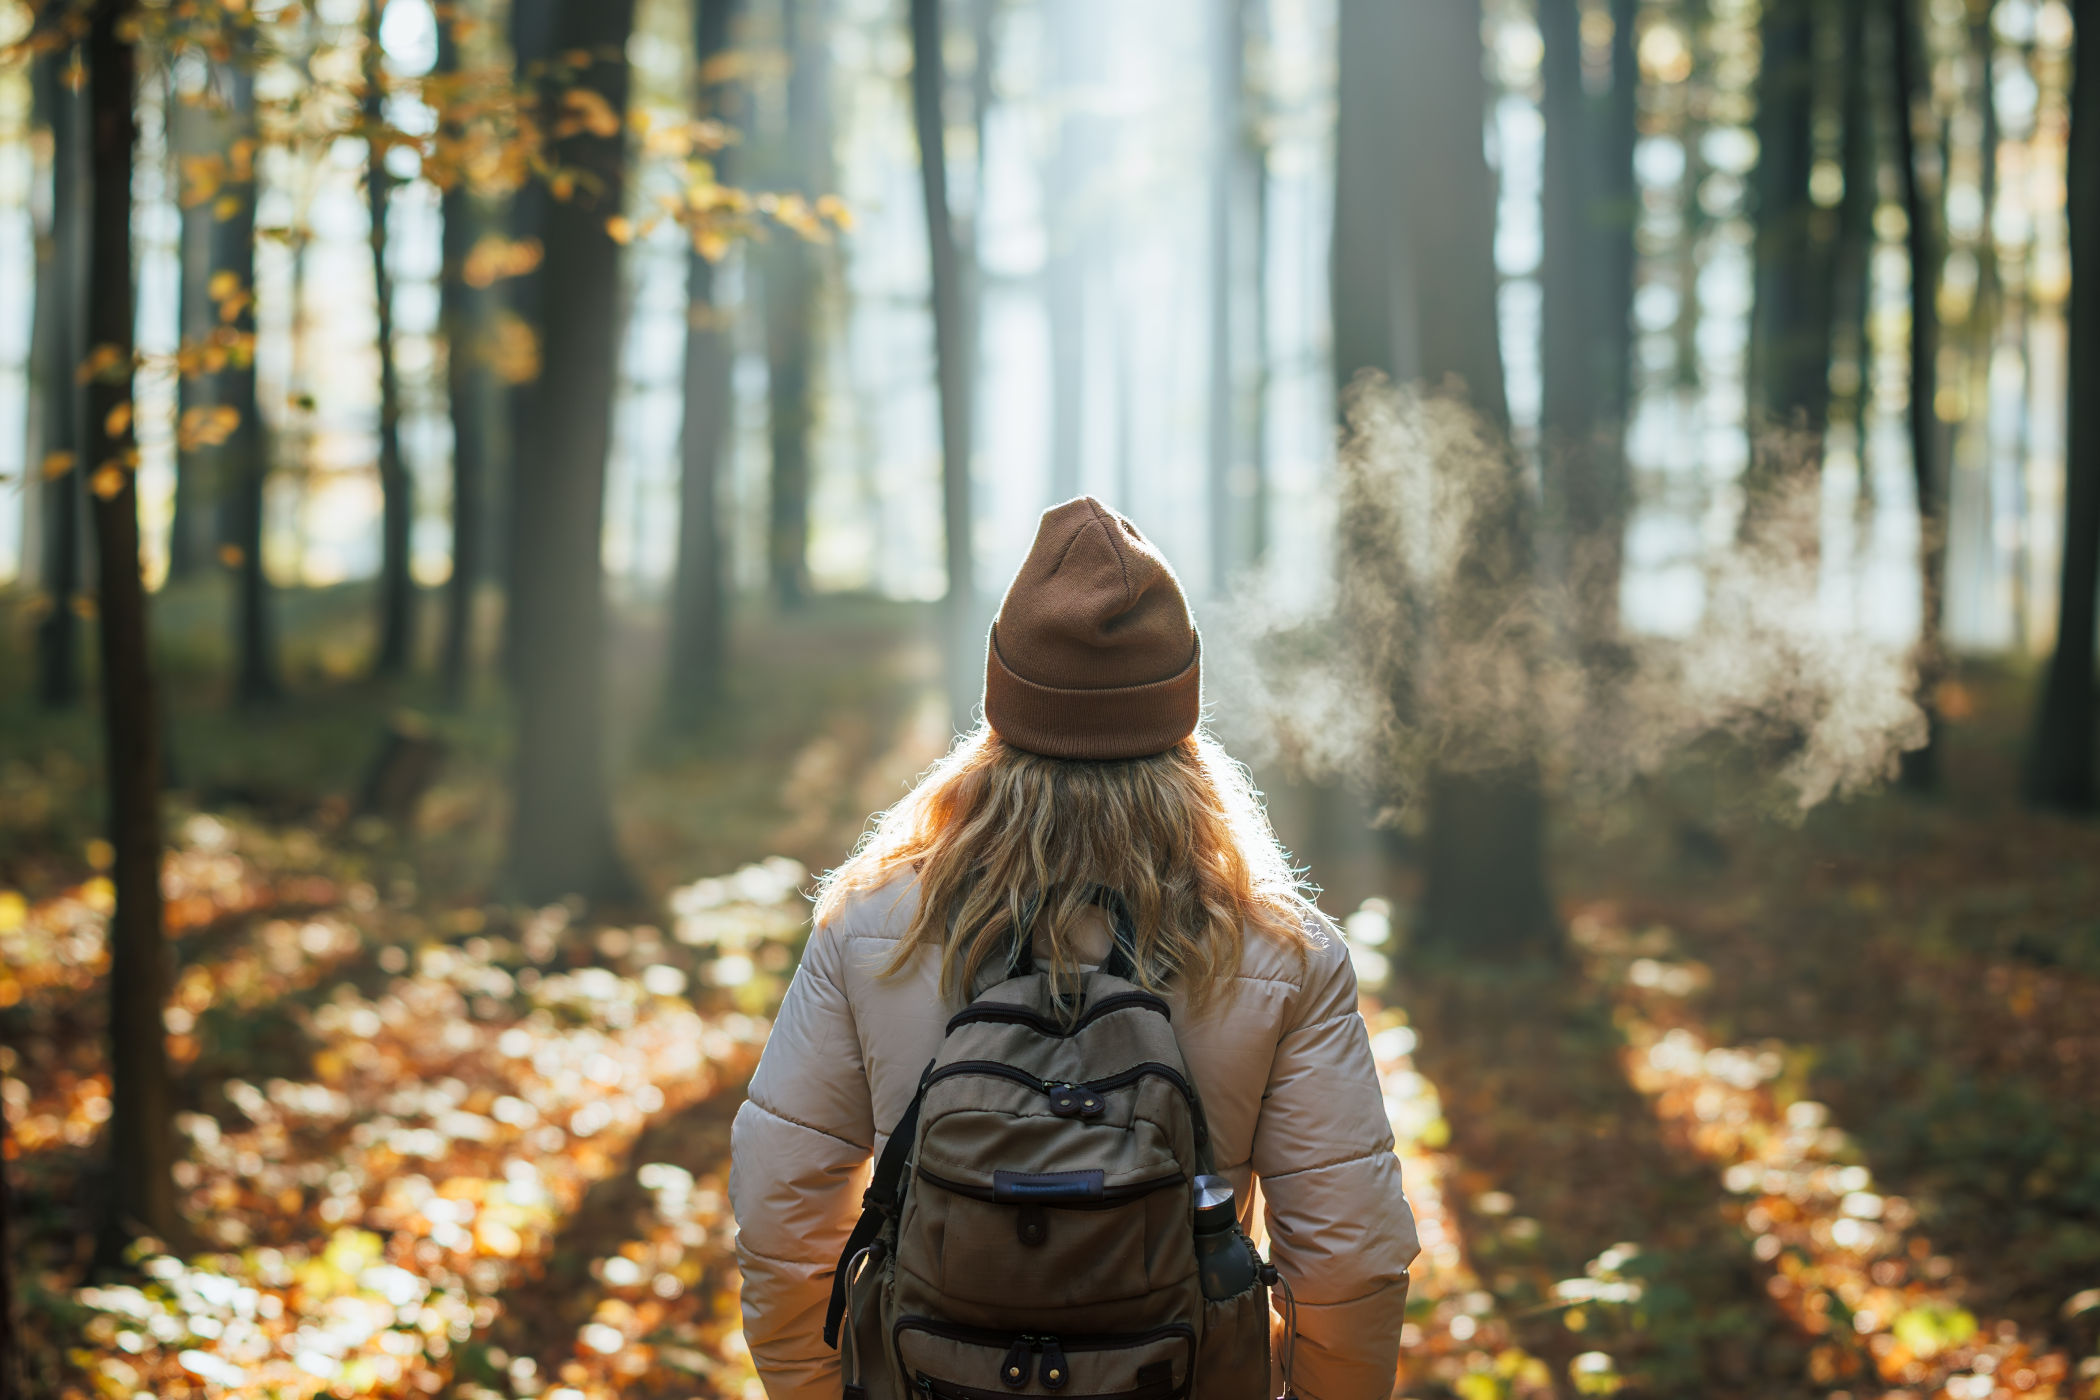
[823,1068,930,1350]
[1003,886,1140,982]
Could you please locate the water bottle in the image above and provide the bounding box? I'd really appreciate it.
[1192,1173,1259,1300]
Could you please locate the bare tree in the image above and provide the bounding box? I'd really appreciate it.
[2024,0,2099,811]
[912,0,976,732]
[504,0,641,903]
[83,0,182,1268]
[30,43,86,710]
[1335,0,1557,956]
[367,0,415,677]
[1893,0,1946,789]
[762,0,830,608]
[666,0,745,725]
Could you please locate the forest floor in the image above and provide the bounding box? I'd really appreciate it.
[2,584,2098,1400]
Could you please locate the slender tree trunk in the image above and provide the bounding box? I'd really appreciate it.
[1538,0,1596,607]
[666,0,744,726]
[368,0,414,676]
[1894,0,1946,789]
[167,85,215,583]
[2024,0,2099,811]
[505,0,640,904]
[438,13,492,704]
[0,1103,22,1400]
[1247,0,1271,566]
[220,49,278,706]
[1206,0,1243,595]
[912,0,976,732]
[1745,0,1842,524]
[1340,0,1557,958]
[1045,0,1085,506]
[763,0,828,609]
[84,0,180,1268]
[33,47,86,710]
[500,0,557,682]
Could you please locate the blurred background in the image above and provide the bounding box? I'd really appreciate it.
[1,0,2097,1397]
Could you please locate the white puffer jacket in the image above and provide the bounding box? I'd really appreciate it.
[727,875,1420,1400]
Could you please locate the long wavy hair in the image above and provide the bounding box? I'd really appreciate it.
[813,724,1316,1010]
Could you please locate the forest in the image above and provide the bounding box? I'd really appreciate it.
[0,0,2097,1396]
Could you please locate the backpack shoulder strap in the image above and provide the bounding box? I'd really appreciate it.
[823,1061,932,1349]
[999,886,1142,982]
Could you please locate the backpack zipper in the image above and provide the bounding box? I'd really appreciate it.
[922,1060,1210,1144]
[916,1165,1185,1206]
[944,990,1172,1038]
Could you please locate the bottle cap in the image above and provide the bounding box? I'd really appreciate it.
[1192,1173,1236,1233]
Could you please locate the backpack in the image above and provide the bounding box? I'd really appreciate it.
[823,891,1295,1400]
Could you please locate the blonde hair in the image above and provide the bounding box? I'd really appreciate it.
[814,724,1315,1009]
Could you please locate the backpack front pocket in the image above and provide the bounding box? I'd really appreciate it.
[905,1166,1193,1330]
[894,1317,1194,1400]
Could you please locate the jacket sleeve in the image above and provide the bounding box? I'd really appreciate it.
[1251,929,1419,1400]
[729,920,877,1400]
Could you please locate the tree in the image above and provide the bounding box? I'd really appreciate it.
[30,41,86,710]
[1043,0,1087,506]
[82,0,182,1267]
[2024,0,2099,811]
[367,0,415,677]
[437,10,499,704]
[761,0,830,608]
[499,0,557,683]
[1745,0,1842,521]
[214,27,279,707]
[665,0,744,725]
[911,0,976,732]
[1335,0,1557,957]
[504,0,640,903]
[166,75,215,584]
[1893,0,1946,789]
[1205,0,1244,594]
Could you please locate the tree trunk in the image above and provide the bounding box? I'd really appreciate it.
[1893,0,1945,790]
[1247,0,1271,565]
[2024,0,2100,811]
[504,0,640,904]
[499,0,557,683]
[84,0,181,1268]
[368,0,414,677]
[912,0,976,733]
[1745,0,1841,523]
[665,0,743,726]
[1538,0,1596,607]
[763,0,829,609]
[1044,0,1086,506]
[438,13,495,705]
[32,46,86,710]
[167,84,215,583]
[0,1102,22,1400]
[1205,0,1243,594]
[1340,0,1558,958]
[220,48,278,707]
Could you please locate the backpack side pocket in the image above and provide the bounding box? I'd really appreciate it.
[842,1243,904,1400]
[1196,1271,1272,1400]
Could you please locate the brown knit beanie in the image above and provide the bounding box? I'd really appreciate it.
[984,497,1201,760]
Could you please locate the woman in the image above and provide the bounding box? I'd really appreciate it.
[729,498,1418,1400]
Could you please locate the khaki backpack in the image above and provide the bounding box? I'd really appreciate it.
[823,893,1294,1400]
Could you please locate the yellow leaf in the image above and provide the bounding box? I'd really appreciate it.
[40,450,76,480]
[605,215,634,245]
[209,269,240,301]
[214,193,240,221]
[76,344,127,384]
[104,402,132,438]
[89,465,126,499]
[560,87,621,138]
[218,544,246,567]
